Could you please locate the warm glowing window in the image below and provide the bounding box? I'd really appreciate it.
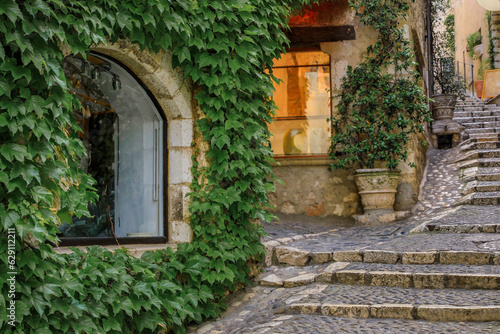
[269,51,331,156]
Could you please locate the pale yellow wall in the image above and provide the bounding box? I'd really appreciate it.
[450,0,489,92]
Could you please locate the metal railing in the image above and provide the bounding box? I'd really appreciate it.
[456,60,475,96]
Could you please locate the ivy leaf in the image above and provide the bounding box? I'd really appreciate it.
[72,316,97,333]
[1,210,20,229]
[31,186,53,204]
[36,282,62,300]
[0,1,23,23]
[102,317,121,331]
[0,143,28,162]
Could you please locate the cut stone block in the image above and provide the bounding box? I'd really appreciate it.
[283,273,316,288]
[370,304,414,319]
[333,250,362,262]
[274,246,310,266]
[363,250,399,264]
[439,251,491,265]
[369,271,412,288]
[402,252,437,265]
[259,274,283,287]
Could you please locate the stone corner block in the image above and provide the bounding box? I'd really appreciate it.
[283,273,316,288]
[310,252,333,264]
[259,274,283,287]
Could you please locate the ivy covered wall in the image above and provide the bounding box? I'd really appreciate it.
[0,0,311,333]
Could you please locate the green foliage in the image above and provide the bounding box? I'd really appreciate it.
[0,0,311,333]
[328,0,431,170]
[444,14,455,53]
[431,0,466,97]
[466,31,482,59]
[486,11,496,71]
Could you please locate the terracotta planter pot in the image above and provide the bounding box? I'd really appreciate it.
[354,168,400,213]
[432,94,458,120]
[474,80,484,99]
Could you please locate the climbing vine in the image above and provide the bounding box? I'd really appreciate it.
[329,0,430,170]
[0,0,311,333]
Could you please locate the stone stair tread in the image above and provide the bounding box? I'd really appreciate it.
[465,127,500,133]
[456,192,500,205]
[463,180,500,194]
[342,262,500,275]
[284,284,500,321]
[251,315,500,333]
[453,149,500,162]
[458,158,500,169]
[289,283,500,307]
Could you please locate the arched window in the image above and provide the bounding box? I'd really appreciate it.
[60,53,165,242]
[269,50,331,156]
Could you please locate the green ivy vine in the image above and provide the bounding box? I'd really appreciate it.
[329,0,430,170]
[0,0,311,333]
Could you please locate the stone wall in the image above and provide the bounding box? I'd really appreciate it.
[271,0,429,219]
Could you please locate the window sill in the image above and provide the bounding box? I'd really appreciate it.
[53,243,178,258]
[272,156,331,167]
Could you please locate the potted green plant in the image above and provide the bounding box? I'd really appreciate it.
[467,31,483,59]
[329,0,431,223]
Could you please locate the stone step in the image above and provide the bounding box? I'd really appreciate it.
[458,136,500,147]
[456,192,500,205]
[459,140,500,152]
[253,315,500,333]
[455,111,500,118]
[458,158,500,169]
[271,244,500,266]
[285,283,500,321]
[463,180,500,195]
[460,167,500,182]
[467,132,500,140]
[465,127,500,135]
[454,116,500,123]
[453,149,500,162]
[462,121,500,129]
[259,262,500,289]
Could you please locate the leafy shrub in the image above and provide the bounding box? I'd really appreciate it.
[467,31,482,59]
[329,0,431,170]
[0,0,311,333]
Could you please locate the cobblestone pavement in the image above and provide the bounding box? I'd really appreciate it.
[187,147,500,333]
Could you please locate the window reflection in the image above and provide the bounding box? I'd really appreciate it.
[269,51,331,156]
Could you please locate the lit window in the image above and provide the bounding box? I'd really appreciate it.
[269,51,331,156]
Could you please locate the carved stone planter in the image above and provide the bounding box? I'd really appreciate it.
[354,168,400,216]
[432,94,458,120]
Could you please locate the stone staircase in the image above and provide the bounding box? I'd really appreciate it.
[255,228,500,328]
[453,97,500,205]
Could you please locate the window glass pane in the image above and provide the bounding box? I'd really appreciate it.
[269,51,331,156]
[60,55,163,238]
[273,51,330,68]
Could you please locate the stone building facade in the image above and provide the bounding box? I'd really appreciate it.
[269,0,430,219]
[61,0,431,248]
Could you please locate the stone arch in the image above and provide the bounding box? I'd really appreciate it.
[92,41,194,243]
